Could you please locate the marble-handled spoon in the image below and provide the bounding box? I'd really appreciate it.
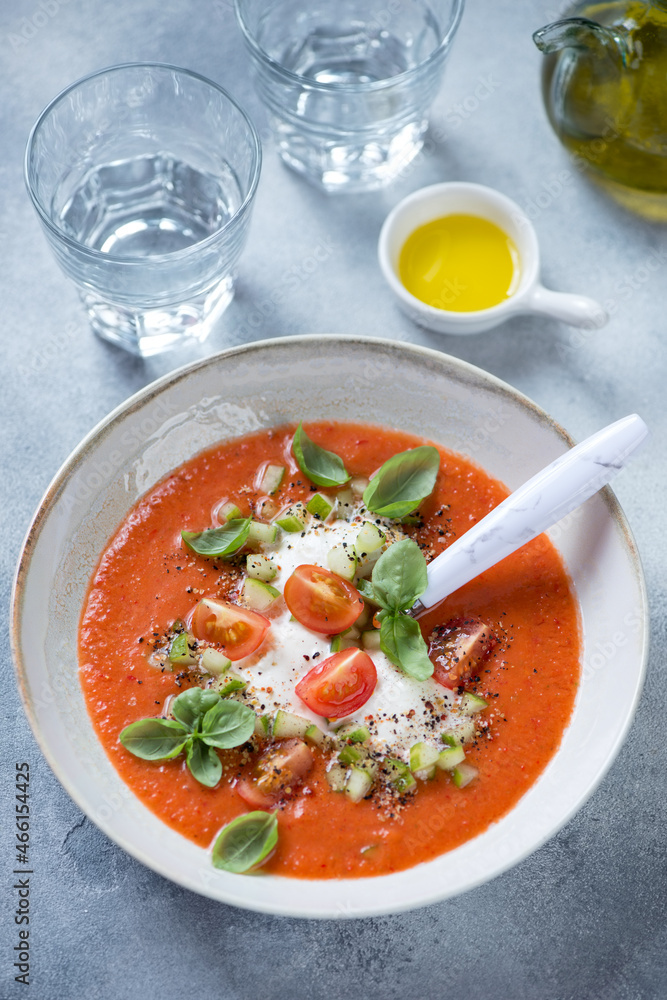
[414,413,649,613]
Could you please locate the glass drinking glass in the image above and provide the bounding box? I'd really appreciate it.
[25,63,262,357]
[234,0,464,192]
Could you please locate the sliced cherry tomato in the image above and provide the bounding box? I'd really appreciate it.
[236,739,313,808]
[428,616,497,690]
[295,647,377,719]
[190,597,270,661]
[283,564,364,635]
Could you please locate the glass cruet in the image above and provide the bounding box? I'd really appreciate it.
[534,1,667,218]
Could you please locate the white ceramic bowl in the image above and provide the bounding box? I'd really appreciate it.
[11,336,647,918]
[378,182,607,334]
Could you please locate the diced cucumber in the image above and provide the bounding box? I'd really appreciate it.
[354,550,384,580]
[338,745,368,766]
[247,520,278,546]
[354,521,385,558]
[437,745,466,771]
[452,762,479,788]
[344,766,373,803]
[254,714,272,738]
[335,723,370,743]
[361,629,382,651]
[216,673,246,697]
[274,514,304,532]
[242,577,281,612]
[257,498,278,521]
[335,488,355,521]
[357,758,378,780]
[275,502,308,532]
[246,553,277,582]
[384,758,417,794]
[200,647,232,676]
[330,633,360,653]
[218,501,242,522]
[259,464,285,495]
[304,724,325,746]
[442,718,477,746]
[350,475,369,498]
[327,543,357,581]
[409,742,441,780]
[354,604,372,630]
[460,692,488,716]
[273,709,310,740]
[326,764,348,792]
[168,632,197,665]
[306,492,334,520]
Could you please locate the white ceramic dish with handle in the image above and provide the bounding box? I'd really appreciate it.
[378,182,608,335]
[11,336,648,918]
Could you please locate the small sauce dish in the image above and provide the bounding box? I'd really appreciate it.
[378,181,608,335]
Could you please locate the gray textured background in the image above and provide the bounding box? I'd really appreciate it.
[1,1,666,998]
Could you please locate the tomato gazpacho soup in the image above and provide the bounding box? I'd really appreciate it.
[79,421,580,877]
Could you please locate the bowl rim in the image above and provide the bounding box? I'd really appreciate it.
[10,334,649,917]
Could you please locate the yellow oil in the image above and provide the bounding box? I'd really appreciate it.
[541,1,667,218]
[398,214,520,313]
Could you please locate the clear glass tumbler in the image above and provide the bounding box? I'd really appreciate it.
[25,64,262,357]
[234,0,464,192]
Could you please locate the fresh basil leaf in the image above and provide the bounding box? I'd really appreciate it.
[363,446,439,518]
[119,718,190,760]
[356,578,383,607]
[172,688,221,731]
[201,699,256,749]
[211,811,278,873]
[371,538,428,613]
[292,422,350,488]
[380,613,434,681]
[187,738,222,787]
[182,518,252,558]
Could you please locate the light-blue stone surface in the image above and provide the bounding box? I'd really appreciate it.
[1,1,665,997]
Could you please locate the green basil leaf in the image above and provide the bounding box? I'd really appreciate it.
[211,811,278,873]
[201,699,256,749]
[292,423,350,488]
[119,718,190,760]
[371,538,428,613]
[380,613,434,681]
[181,518,252,558]
[356,578,383,607]
[172,688,221,731]
[363,446,439,518]
[186,738,222,787]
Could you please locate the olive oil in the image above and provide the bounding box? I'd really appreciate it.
[537,1,667,218]
[398,214,520,312]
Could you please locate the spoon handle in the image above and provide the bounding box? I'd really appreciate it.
[418,413,649,610]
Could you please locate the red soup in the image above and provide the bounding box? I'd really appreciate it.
[79,422,580,878]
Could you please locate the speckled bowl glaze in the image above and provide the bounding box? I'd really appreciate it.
[11,336,648,918]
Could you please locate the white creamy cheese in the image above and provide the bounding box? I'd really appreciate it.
[229,506,458,760]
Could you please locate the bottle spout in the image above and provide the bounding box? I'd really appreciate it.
[533,17,631,66]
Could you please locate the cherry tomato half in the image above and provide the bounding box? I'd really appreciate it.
[295,647,377,719]
[283,564,364,635]
[428,616,497,690]
[190,597,270,661]
[236,739,313,808]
